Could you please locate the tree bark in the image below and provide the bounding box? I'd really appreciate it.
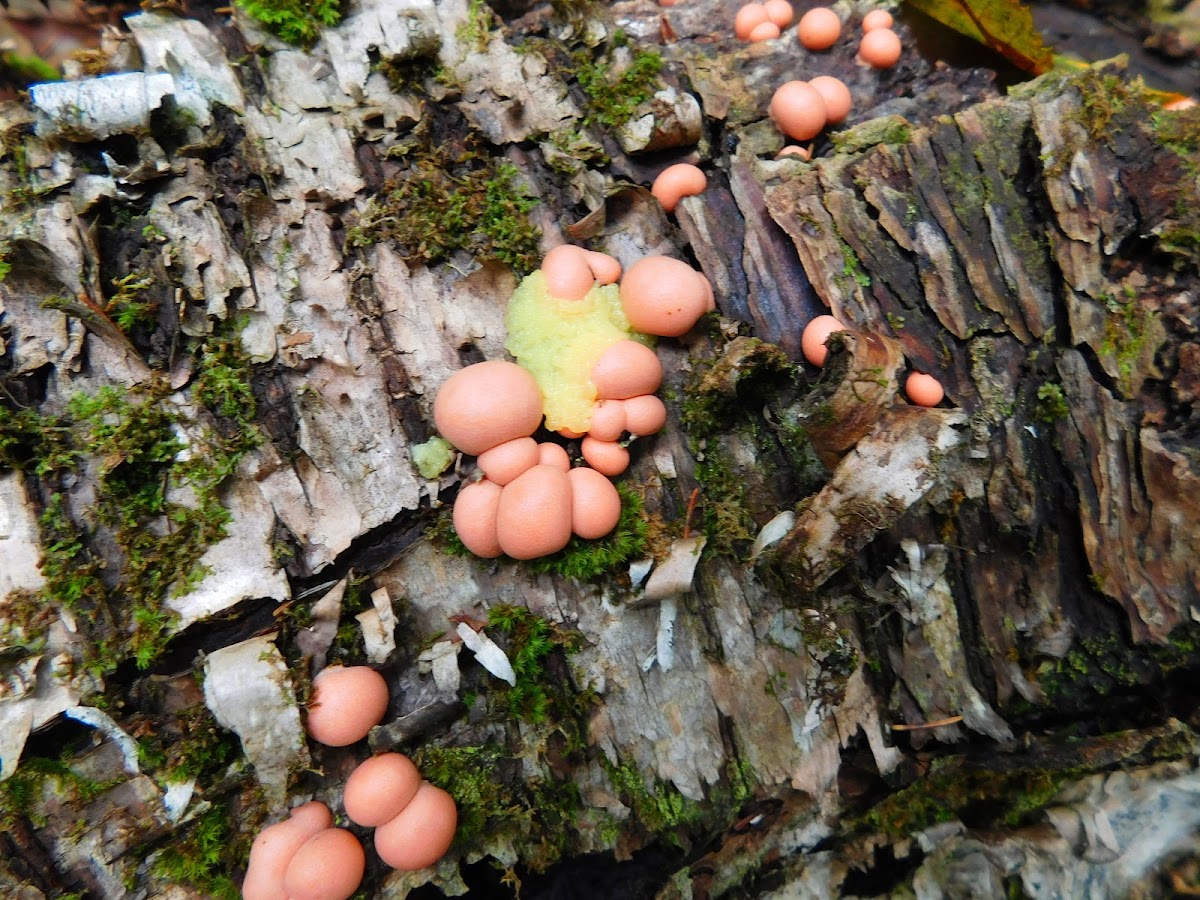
[1,1,1199,898]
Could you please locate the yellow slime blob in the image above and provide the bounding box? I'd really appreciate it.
[505,271,650,433]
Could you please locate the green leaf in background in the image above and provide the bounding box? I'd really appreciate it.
[904,0,1055,74]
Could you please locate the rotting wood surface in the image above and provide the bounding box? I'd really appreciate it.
[1,1,1199,898]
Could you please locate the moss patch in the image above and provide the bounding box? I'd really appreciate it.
[1097,292,1156,397]
[1150,104,1200,258]
[680,338,815,557]
[1034,382,1069,423]
[42,272,159,337]
[0,753,123,831]
[458,0,496,51]
[135,701,239,785]
[603,756,756,847]
[830,115,912,155]
[347,116,541,274]
[1033,624,1200,714]
[485,604,597,749]
[150,806,242,899]
[859,758,1069,838]
[415,744,584,871]
[0,327,262,673]
[572,39,664,130]
[233,0,341,45]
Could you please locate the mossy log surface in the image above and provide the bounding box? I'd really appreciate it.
[1,1,1199,898]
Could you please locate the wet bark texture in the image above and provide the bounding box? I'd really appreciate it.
[1,0,1200,898]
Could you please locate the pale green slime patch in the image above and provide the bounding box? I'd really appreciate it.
[412,436,455,479]
[505,270,652,433]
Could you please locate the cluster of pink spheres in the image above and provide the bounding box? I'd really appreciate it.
[646,8,904,228]
[242,666,458,900]
[802,315,945,407]
[726,3,903,155]
[436,245,715,561]
[734,2,901,62]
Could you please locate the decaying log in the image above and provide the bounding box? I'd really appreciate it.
[1,0,1199,897]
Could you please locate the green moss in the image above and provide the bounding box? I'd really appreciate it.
[1150,105,1200,258]
[36,492,108,619]
[830,115,912,155]
[0,754,123,831]
[1152,104,1200,162]
[105,271,157,332]
[415,745,509,844]
[348,130,541,274]
[0,405,78,475]
[605,760,703,835]
[429,505,470,556]
[194,329,259,428]
[433,484,649,582]
[1,51,60,85]
[859,759,1068,838]
[939,149,986,218]
[680,340,805,556]
[544,129,608,172]
[797,608,857,704]
[1036,634,1145,706]
[326,575,372,665]
[834,234,871,289]
[66,384,237,668]
[151,806,241,899]
[1072,70,1136,145]
[137,702,238,785]
[1034,382,1069,423]
[233,0,341,45]
[2,131,51,207]
[457,0,496,51]
[0,588,56,654]
[415,745,584,871]
[1003,199,1048,262]
[573,45,664,129]
[603,757,755,845]
[550,0,603,22]
[1097,294,1154,396]
[1,323,262,673]
[379,53,442,95]
[1038,623,1200,712]
[691,445,757,554]
[485,605,596,746]
[681,339,795,435]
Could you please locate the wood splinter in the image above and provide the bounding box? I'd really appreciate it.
[891,715,964,732]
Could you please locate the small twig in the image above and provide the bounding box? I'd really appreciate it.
[448,613,487,635]
[682,487,700,539]
[891,715,963,732]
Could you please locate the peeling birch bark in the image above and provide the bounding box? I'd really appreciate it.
[776,406,968,592]
[202,635,308,808]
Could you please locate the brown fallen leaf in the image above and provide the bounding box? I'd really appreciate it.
[903,0,1054,74]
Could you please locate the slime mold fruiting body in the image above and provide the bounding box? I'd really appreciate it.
[344,753,459,873]
[436,247,714,561]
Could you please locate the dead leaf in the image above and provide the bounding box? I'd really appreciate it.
[904,0,1054,74]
